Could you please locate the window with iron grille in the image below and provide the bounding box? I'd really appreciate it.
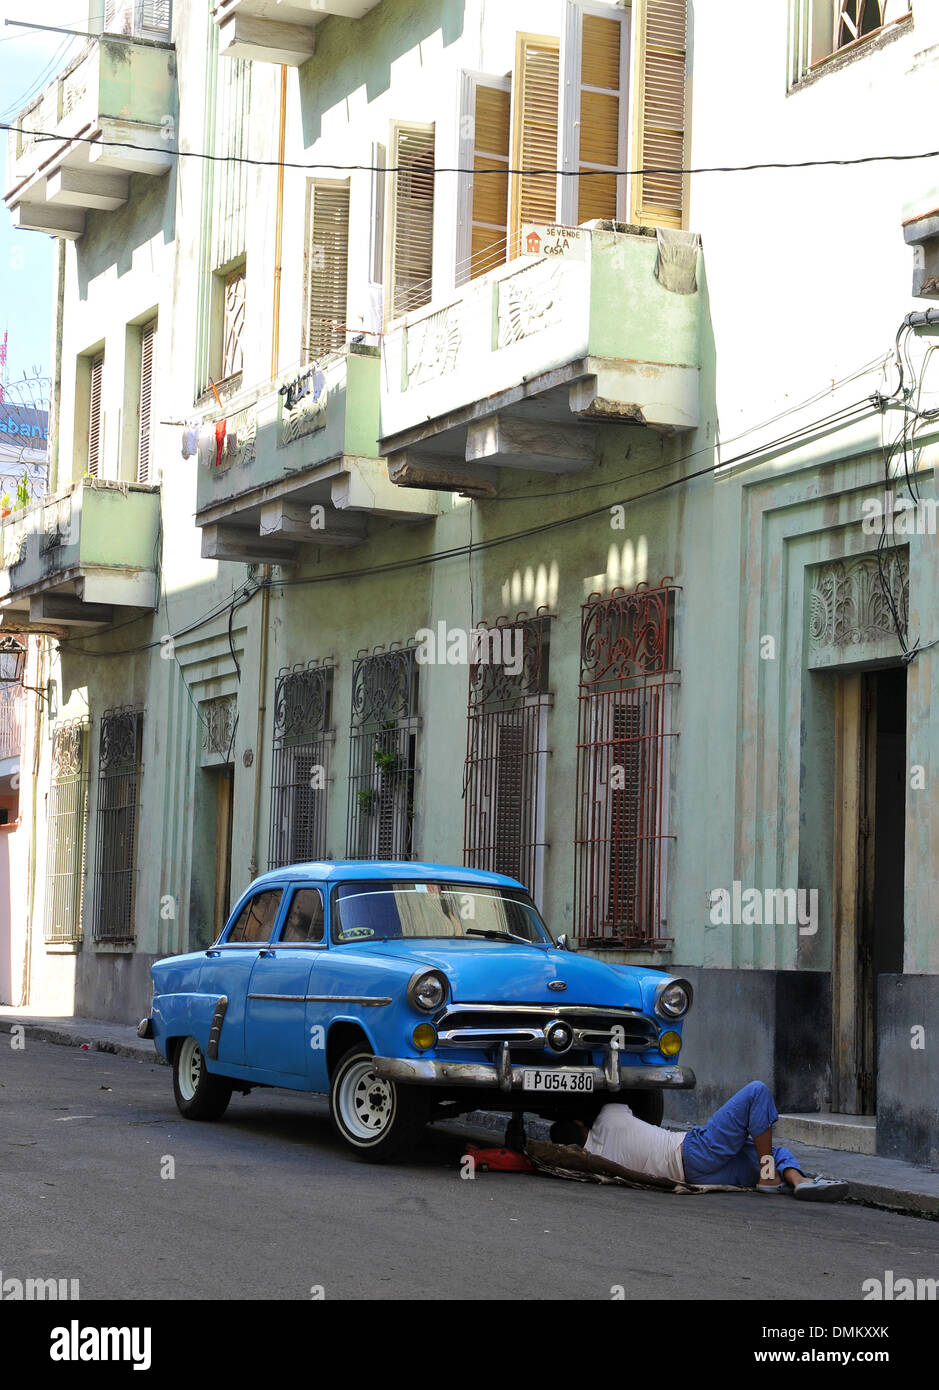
[574,582,679,947]
[221,266,246,381]
[269,661,333,869]
[44,721,88,944]
[463,613,552,904]
[346,646,419,860]
[93,707,143,942]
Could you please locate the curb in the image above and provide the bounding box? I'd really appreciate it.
[0,1017,166,1067]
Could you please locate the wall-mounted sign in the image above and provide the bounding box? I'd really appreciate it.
[520,224,587,261]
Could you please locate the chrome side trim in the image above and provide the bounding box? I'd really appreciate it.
[371,1056,696,1092]
[246,993,391,1006]
[207,996,228,1060]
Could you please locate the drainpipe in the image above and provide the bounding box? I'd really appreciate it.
[271,65,287,381]
[248,574,271,882]
[18,638,46,1006]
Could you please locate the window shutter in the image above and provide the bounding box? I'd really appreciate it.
[390,125,435,320]
[304,182,350,362]
[469,82,510,281]
[577,10,627,224]
[137,322,156,485]
[509,34,560,258]
[632,0,688,230]
[88,354,103,478]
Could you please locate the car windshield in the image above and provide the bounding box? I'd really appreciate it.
[331,880,554,945]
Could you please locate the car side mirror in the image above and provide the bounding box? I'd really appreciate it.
[556,933,576,951]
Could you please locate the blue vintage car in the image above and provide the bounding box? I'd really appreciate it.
[141,861,695,1160]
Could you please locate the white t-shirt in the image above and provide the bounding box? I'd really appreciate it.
[583,1103,686,1183]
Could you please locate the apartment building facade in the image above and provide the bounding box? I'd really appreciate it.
[2,0,937,1163]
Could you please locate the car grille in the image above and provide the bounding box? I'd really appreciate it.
[434,1004,656,1053]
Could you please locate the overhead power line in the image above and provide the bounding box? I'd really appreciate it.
[3,119,939,179]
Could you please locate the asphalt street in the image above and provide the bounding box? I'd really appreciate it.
[3,1039,938,1301]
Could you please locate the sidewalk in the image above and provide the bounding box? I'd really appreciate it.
[3,1007,937,1218]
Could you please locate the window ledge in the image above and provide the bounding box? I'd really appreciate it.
[790,13,912,92]
[44,940,81,953]
[93,941,136,954]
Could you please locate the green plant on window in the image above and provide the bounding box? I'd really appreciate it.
[356,787,377,814]
[373,746,399,775]
[15,477,30,510]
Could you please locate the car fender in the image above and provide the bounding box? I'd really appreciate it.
[153,991,228,1067]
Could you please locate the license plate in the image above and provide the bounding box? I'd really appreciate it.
[522,1070,594,1093]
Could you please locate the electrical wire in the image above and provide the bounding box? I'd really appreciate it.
[4,118,939,179]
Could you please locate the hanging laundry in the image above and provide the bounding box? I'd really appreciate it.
[197,425,216,469]
[181,422,199,459]
[215,419,227,468]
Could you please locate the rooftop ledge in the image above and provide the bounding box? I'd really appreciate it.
[194,342,435,566]
[214,0,384,65]
[3,37,177,240]
[0,479,161,633]
[379,223,703,498]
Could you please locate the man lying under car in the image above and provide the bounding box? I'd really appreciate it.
[549,1080,848,1202]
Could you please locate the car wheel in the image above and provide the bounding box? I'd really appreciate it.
[172,1036,233,1121]
[619,1089,665,1126]
[329,1046,427,1162]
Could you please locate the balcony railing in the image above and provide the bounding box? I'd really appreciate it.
[380,223,703,495]
[215,0,384,65]
[4,34,177,239]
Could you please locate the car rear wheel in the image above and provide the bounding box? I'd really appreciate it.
[172,1036,233,1121]
[330,1047,428,1162]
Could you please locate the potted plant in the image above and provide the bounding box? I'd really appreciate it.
[0,494,11,520]
[14,477,30,511]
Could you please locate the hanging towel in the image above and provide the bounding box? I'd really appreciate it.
[196,425,216,470]
[215,419,227,468]
[654,228,701,295]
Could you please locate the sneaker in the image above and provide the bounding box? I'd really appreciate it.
[793,1176,849,1203]
[755,1182,790,1194]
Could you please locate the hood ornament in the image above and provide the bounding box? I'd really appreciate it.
[547,980,567,992]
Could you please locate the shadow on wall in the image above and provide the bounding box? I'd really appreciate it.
[298,0,467,146]
[76,166,177,299]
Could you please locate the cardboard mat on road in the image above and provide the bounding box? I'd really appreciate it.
[526,1141,748,1195]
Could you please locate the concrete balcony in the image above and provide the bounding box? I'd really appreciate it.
[4,37,177,240]
[195,343,435,565]
[380,224,703,498]
[0,481,161,633]
[214,0,384,65]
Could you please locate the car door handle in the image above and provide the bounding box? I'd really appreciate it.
[259,949,275,958]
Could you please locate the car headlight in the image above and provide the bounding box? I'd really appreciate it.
[407,970,448,1013]
[654,977,693,1020]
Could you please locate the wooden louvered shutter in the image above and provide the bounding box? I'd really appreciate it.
[509,34,560,258]
[88,354,103,478]
[391,125,435,320]
[577,10,626,224]
[632,0,688,229]
[470,82,510,280]
[137,322,156,485]
[304,182,350,362]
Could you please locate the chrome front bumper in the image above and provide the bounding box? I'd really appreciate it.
[371,1043,695,1093]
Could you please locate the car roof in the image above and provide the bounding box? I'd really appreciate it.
[248,860,527,891]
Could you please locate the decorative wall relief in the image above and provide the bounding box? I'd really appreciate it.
[201,695,237,765]
[807,549,909,662]
[279,366,327,446]
[497,260,565,349]
[405,305,462,389]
